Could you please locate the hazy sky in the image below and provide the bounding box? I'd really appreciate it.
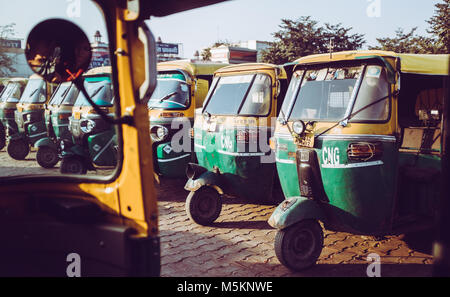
[0,0,442,59]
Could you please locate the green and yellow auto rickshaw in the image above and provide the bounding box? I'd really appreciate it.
[7,74,55,160]
[148,60,227,178]
[185,63,288,225]
[0,77,28,150]
[60,66,116,174]
[34,81,80,168]
[268,50,449,271]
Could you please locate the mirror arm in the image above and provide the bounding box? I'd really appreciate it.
[73,78,134,126]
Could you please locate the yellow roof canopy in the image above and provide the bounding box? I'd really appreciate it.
[293,50,449,76]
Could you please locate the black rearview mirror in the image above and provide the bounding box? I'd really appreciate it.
[25,19,92,84]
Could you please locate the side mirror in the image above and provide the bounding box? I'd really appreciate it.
[25,19,92,84]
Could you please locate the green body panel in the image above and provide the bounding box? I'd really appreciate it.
[50,112,71,140]
[156,141,193,178]
[397,152,441,218]
[268,197,326,229]
[62,144,85,158]
[34,137,57,149]
[195,124,275,200]
[26,119,47,146]
[150,117,194,178]
[0,108,18,135]
[87,129,117,166]
[275,134,399,233]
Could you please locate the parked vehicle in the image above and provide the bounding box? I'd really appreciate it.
[6,74,55,160]
[60,66,116,174]
[148,61,227,178]
[0,77,28,150]
[268,50,449,271]
[185,63,288,225]
[34,81,80,168]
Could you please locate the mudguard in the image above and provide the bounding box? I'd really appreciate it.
[61,144,85,158]
[8,132,27,142]
[184,169,224,195]
[34,137,57,149]
[268,196,326,230]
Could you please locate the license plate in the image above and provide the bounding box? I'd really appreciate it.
[296,133,314,148]
[74,112,80,119]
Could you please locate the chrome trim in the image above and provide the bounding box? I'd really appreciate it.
[316,134,396,142]
[321,160,383,169]
[157,154,190,163]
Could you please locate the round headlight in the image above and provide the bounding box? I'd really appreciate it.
[80,119,96,133]
[292,120,306,135]
[151,125,169,142]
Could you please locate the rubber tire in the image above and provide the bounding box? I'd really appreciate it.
[0,125,5,151]
[36,146,60,168]
[60,156,88,174]
[185,187,222,226]
[7,139,29,160]
[274,219,324,271]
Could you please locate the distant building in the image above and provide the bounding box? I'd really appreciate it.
[0,38,33,78]
[156,37,183,62]
[205,40,270,64]
[237,40,271,62]
[89,31,111,69]
[210,45,257,64]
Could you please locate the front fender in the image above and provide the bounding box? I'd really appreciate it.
[61,144,85,158]
[34,137,56,149]
[8,132,26,142]
[268,197,326,230]
[184,170,224,194]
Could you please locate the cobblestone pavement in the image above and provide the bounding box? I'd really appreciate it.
[157,178,435,277]
[0,150,435,277]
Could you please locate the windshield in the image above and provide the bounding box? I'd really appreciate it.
[20,79,46,104]
[284,64,390,122]
[148,75,190,110]
[0,82,23,103]
[203,73,272,116]
[74,79,113,107]
[287,66,362,121]
[49,82,79,106]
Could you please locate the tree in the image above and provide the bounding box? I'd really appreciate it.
[260,16,365,64]
[0,23,17,76]
[369,27,436,54]
[427,0,449,53]
[371,0,449,54]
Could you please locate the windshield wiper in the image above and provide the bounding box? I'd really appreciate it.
[148,92,178,110]
[28,88,39,98]
[89,86,105,99]
[314,94,391,139]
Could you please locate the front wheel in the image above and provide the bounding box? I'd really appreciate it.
[7,139,29,160]
[36,146,59,168]
[274,219,324,271]
[60,156,88,174]
[185,187,222,226]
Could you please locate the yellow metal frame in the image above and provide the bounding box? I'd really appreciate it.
[0,0,158,237]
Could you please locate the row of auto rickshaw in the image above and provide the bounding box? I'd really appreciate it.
[1,51,449,271]
[0,67,116,173]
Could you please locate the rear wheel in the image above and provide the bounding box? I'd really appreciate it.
[185,187,222,226]
[7,138,29,160]
[60,156,88,174]
[274,219,324,271]
[36,146,59,168]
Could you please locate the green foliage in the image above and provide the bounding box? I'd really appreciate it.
[426,0,449,53]
[371,0,449,54]
[260,16,365,64]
